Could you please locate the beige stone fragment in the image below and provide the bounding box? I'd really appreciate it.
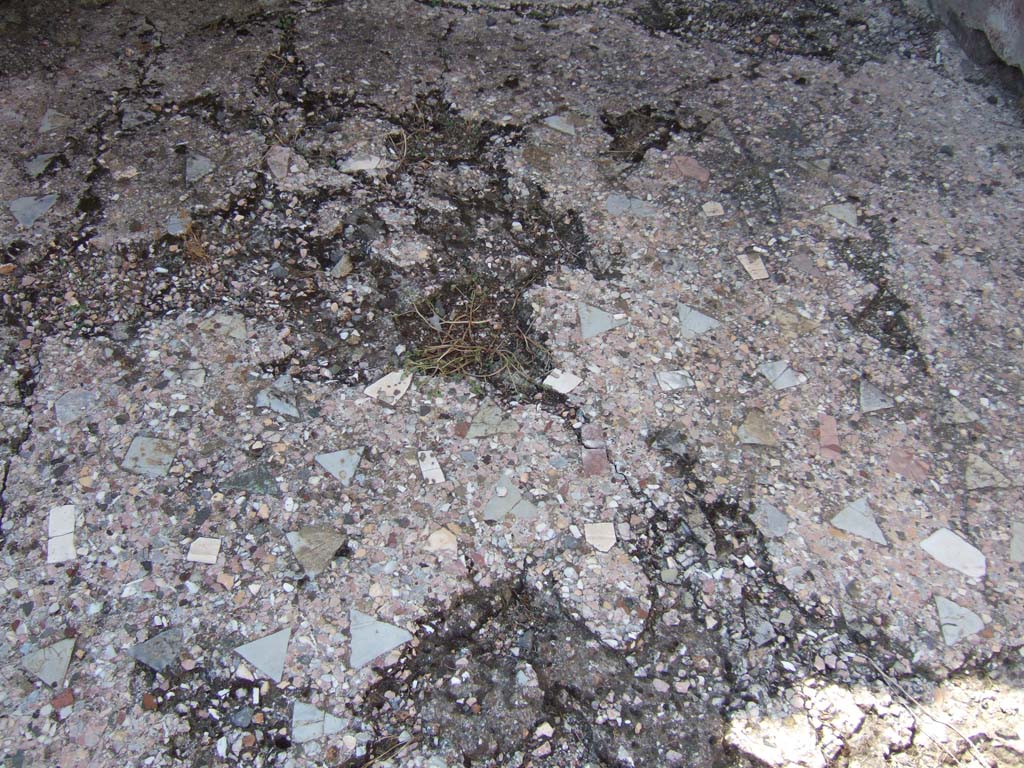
[738,410,777,447]
[426,528,458,553]
[737,252,768,280]
[965,454,1010,490]
[187,537,221,564]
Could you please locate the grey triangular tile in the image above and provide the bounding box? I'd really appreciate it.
[255,375,300,419]
[758,360,806,390]
[935,596,984,646]
[9,194,57,227]
[292,702,326,743]
[676,303,719,339]
[185,152,213,183]
[22,638,75,687]
[738,410,778,447]
[753,501,790,539]
[349,610,412,669]
[54,388,97,424]
[234,628,291,682]
[941,397,979,425]
[1010,522,1023,563]
[482,476,537,522]
[859,380,893,413]
[824,202,858,226]
[830,497,887,545]
[578,302,628,340]
[315,448,363,485]
[291,701,347,743]
[122,436,177,478]
[26,153,56,178]
[655,370,694,392]
[127,627,183,673]
[128,630,184,671]
[467,401,518,439]
[324,712,346,735]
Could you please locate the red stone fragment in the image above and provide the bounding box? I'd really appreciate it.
[580,424,605,448]
[889,447,929,482]
[582,448,610,477]
[672,155,711,184]
[818,415,841,460]
[51,689,74,710]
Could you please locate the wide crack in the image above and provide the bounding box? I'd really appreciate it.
[835,218,927,372]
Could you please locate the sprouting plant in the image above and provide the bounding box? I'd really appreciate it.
[397,280,547,394]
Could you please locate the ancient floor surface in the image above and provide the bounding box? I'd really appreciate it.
[1,1,1023,766]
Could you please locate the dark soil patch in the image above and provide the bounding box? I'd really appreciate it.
[390,91,515,168]
[601,106,680,163]
[344,579,728,768]
[150,667,291,765]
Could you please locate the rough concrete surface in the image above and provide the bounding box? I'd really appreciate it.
[1,1,1023,767]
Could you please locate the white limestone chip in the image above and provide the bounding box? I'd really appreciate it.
[339,154,384,173]
[418,450,445,484]
[365,370,412,405]
[543,369,582,394]
[426,527,458,553]
[48,505,78,538]
[737,252,769,280]
[47,534,76,564]
[584,522,617,553]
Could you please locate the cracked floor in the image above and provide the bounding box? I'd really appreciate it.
[1,1,1023,766]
